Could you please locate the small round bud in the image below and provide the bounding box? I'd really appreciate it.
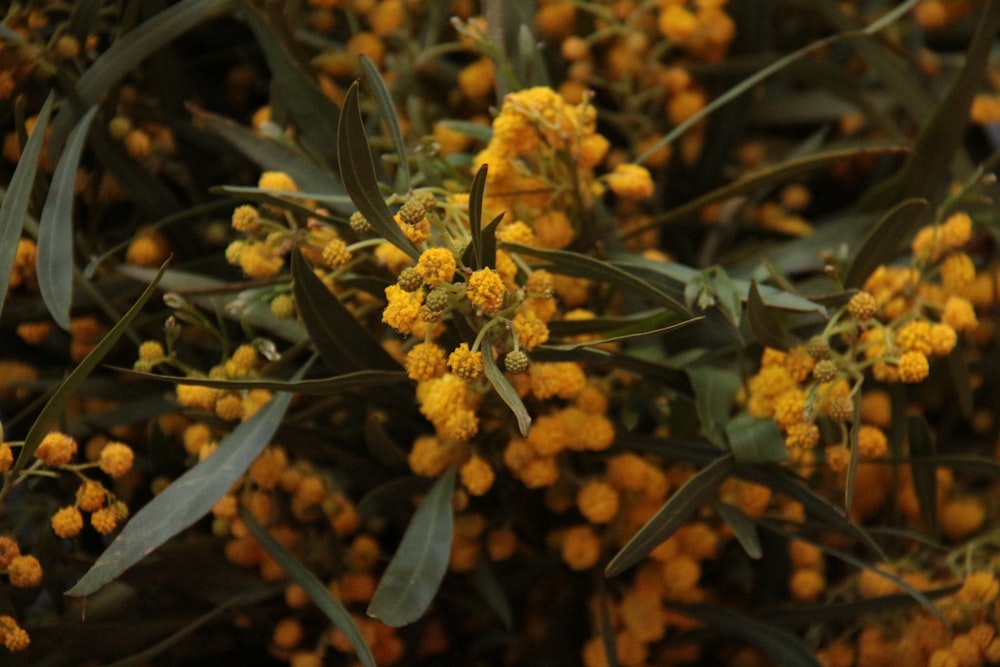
[504,350,529,374]
[398,198,426,226]
[805,336,830,360]
[424,288,449,312]
[847,291,877,321]
[349,211,373,235]
[827,396,855,423]
[397,267,424,292]
[812,359,838,383]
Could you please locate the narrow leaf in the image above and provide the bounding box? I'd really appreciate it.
[945,344,974,418]
[605,454,734,577]
[726,414,787,464]
[845,198,928,288]
[471,559,513,629]
[715,502,762,559]
[192,107,347,198]
[480,212,504,270]
[908,414,939,540]
[665,602,821,667]
[74,0,232,105]
[241,509,376,667]
[502,243,690,315]
[686,367,740,449]
[482,341,531,436]
[748,280,799,350]
[37,105,98,330]
[436,120,493,141]
[360,54,410,193]
[368,465,456,627]
[338,81,419,259]
[467,164,488,269]
[115,367,407,394]
[291,249,400,373]
[14,261,167,475]
[365,411,409,471]
[0,92,54,320]
[66,368,301,597]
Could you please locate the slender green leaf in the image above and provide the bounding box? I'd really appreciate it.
[715,502,762,559]
[628,144,911,235]
[605,454,734,577]
[73,0,232,105]
[37,106,98,330]
[845,198,928,288]
[748,280,799,350]
[908,414,939,540]
[665,602,820,667]
[14,261,167,475]
[365,411,409,471]
[945,344,974,418]
[67,364,302,597]
[546,317,701,352]
[368,465,456,627]
[0,93,54,320]
[241,509,376,667]
[360,54,410,193]
[466,164,488,269]
[858,0,1000,211]
[436,120,492,141]
[759,585,957,629]
[191,107,347,199]
[236,0,339,164]
[291,249,400,373]
[338,81,419,259]
[471,559,513,630]
[708,267,743,328]
[726,415,787,464]
[502,243,689,315]
[115,367,407,394]
[480,212,504,271]
[686,367,740,449]
[482,341,531,436]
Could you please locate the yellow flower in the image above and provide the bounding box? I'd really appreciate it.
[496,220,537,247]
[76,480,106,512]
[895,320,932,354]
[847,291,877,320]
[7,555,42,587]
[176,384,220,411]
[51,506,84,538]
[658,4,698,42]
[956,571,1000,604]
[239,243,284,278]
[99,442,135,478]
[928,322,957,356]
[561,525,600,571]
[940,251,975,291]
[258,171,297,192]
[231,204,260,232]
[416,248,457,286]
[321,238,352,269]
[438,409,479,442]
[138,340,165,362]
[374,242,415,274]
[942,295,977,331]
[460,456,495,496]
[0,615,29,651]
[466,268,507,314]
[447,343,484,381]
[606,164,655,199]
[857,425,888,459]
[417,374,467,422]
[529,361,586,400]
[942,211,972,248]
[405,342,447,382]
[577,481,619,524]
[382,284,424,334]
[532,211,575,250]
[784,422,819,449]
[512,309,550,350]
[941,496,986,541]
[35,432,77,467]
[897,351,929,383]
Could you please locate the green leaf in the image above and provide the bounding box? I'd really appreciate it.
[480,212,504,271]
[236,0,339,165]
[74,0,233,106]
[291,249,400,374]
[502,243,690,315]
[845,198,929,288]
[665,602,820,667]
[908,414,939,540]
[471,559,513,630]
[368,465,456,627]
[715,502,762,559]
[37,105,98,330]
[708,266,743,328]
[747,280,800,350]
[945,344,974,418]
[605,454,734,577]
[726,414,787,464]
[115,366,407,394]
[0,92,54,321]
[338,81,419,259]
[465,164,488,270]
[686,367,740,449]
[365,411,409,471]
[241,508,376,667]
[627,144,911,235]
[360,54,410,193]
[14,261,167,475]
[192,108,347,199]
[482,341,531,436]
[436,120,493,142]
[66,366,302,597]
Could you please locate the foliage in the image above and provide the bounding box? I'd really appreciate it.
[2,1,1000,666]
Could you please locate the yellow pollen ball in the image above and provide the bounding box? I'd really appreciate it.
[7,555,42,587]
[447,343,484,381]
[51,506,84,538]
[416,248,457,286]
[897,351,930,383]
[258,171,297,192]
[35,432,77,467]
[405,342,447,382]
[577,481,619,524]
[460,456,495,496]
[466,268,507,314]
[606,164,655,199]
[561,525,601,571]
